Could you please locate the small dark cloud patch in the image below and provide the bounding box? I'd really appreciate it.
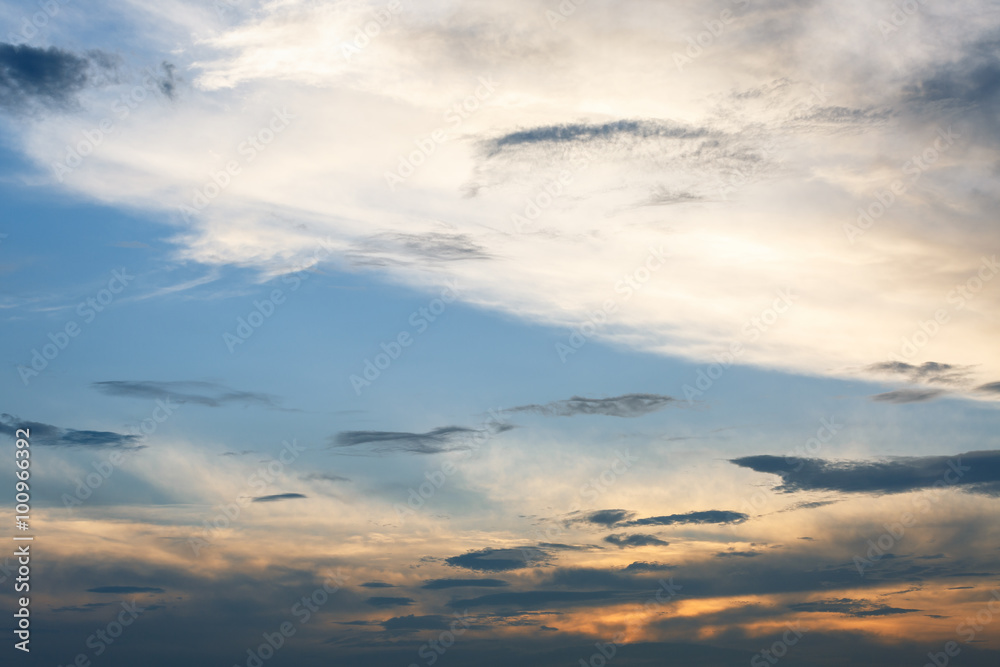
[731,450,1000,496]
[332,424,511,455]
[0,43,109,112]
[510,393,676,418]
[93,380,282,409]
[87,586,164,594]
[251,493,306,503]
[871,389,945,404]
[422,578,509,589]
[446,590,622,610]
[865,361,970,385]
[0,414,143,450]
[976,382,1000,394]
[604,534,669,549]
[789,598,920,617]
[52,603,111,613]
[485,120,708,157]
[156,61,178,99]
[445,547,548,572]
[715,550,759,558]
[622,561,675,573]
[360,582,395,588]
[624,510,748,527]
[382,615,457,632]
[573,509,636,526]
[301,472,350,483]
[365,597,414,608]
[537,543,599,552]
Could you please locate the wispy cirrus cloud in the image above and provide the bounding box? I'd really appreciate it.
[789,598,921,617]
[92,380,284,409]
[870,389,946,404]
[865,361,971,386]
[251,493,306,503]
[332,423,512,455]
[509,394,676,418]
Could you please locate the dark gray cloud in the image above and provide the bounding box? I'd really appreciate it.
[731,450,1000,496]
[332,424,512,455]
[300,472,350,483]
[871,389,946,403]
[976,382,1000,394]
[92,380,283,409]
[360,582,395,588]
[572,509,636,526]
[714,550,760,558]
[0,43,108,111]
[865,361,970,386]
[0,414,143,449]
[624,510,749,527]
[251,493,306,503]
[573,508,747,528]
[365,597,414,608]
[903,37,1000,109]
[157,61,178,99]
[485,120,708,157]
[445,547,549,572]
[510,393,676,418]
[446,590,623,610]
[603,534,669,549]
[422,578,509,589]
[52,603,112,613]
[789,598,920,617]
[87,586,164,594]
[622,561,675,573]
[381,614,463,631]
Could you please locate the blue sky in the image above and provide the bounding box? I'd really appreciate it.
[2,1,1000,666]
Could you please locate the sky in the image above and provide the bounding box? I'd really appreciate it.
[1,0,1000,665]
